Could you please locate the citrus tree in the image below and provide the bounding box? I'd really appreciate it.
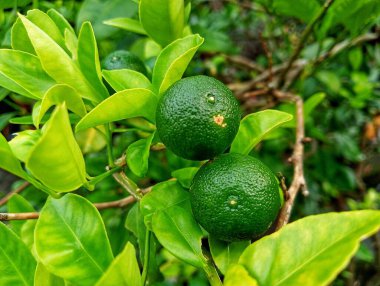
[0,0,379,285]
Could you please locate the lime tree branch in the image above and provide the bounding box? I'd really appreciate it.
[0,181,30,206]
[277,0,335,88]
[0,187,152,221]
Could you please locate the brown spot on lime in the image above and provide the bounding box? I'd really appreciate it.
[213,114,227,127]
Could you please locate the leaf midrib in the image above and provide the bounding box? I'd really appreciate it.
[0,242,30,286]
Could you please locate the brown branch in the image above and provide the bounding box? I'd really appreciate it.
[272,90,307,230]
[277,0,335,88]
[0,187,152,221]
[223,54,265,73]
[0,182,30,206]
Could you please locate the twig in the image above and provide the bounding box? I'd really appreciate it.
[0,182,30,206]
[223,54,265,73]
[272,90,308,230]
[277,0,335,89]
[0,187,152,221]
[259,32,273,83]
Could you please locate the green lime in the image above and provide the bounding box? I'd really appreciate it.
[156,75,241,161]
[101,50,148,76]
[190,153,282,241]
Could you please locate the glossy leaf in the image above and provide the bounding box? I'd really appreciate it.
[0,222,36,286]
[47,9,75,35]
[239,211,380,286]
[34,263,65,286]
[0,49,55,99]
[139,0,184,46]
[96,242,141,286]
[76,88,157,132]
[103,18,147,35]
[152,34,204,94]
[171,167,199,189]
[26,103,87,193]
[140,180,191,228]
[11,18,36,55]
[152,206,206,267]
[224,264,259,286]
[18,14,105,103]
[34,84,87,127]
[102,69,152,92]
[35,194,114,285]
[0,133,28,179]
[20,220,37,250]
[9,130,41,162]
[77,22,109,99]
[209,237,249,275]
[75,128,107,154]
[8,194,35,235]
[126,132,154,177]
[230,110,293,155]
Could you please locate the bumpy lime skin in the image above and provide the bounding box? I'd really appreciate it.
[190,153,282,241]
[156,76,241,161]
[101,50,148,76]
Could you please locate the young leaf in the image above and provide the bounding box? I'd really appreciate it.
[75,88,157,132]
[230,110,293,155]
[140,180,191,228]
[34,263,65,286]
[47,9,75,35]
[127,132,155,177]
[239,210,380,286]
[34,84,87,127]
[0,132,28,179]
[103,18,147,35]
[26,103,87,193]
[18,14,106,103]
[139,0,185,46]
[11,18,36,55]
[35,194,114,286]
[152,206,206,268]
[208,237,249,275]
[95,242,141,286]
[152,34,204,95]
[171,167,199,189]
[224,264,259,286]
[0,50,55,99]
[0,221,36,286]
[9,130,41,162]
[102,69,152,92]
[77,22,109,99]
[7,193,35,235]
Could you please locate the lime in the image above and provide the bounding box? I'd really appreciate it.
[190,153,282,241]
[156,76,241,161]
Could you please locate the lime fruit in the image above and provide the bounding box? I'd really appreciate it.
[101,50,148,76]
[156,76,241,161]
[190,153,282,241]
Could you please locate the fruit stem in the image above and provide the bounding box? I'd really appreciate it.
[203,260,223,286]
[105,124,115,167]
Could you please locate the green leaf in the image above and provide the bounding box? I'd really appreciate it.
[152,34,204,94]
[47,9,75,35]
[127,132,155,177]
[95,242,141,286]
[349,48,363,70]
[0,221,36,286]
[35,194,114,286]
[140,180,191,228]
[209,237,249,275]
[0,112,16,131]
[75,128,107,154]
[77,22,109,99]
[224,264,259,286]
[9,130,41,162]
[20,220,37,250]
[0,132,28,179]
[7,194,35,235]
[171,167,199,189]
[152,206,206,267]
[0,0,31,9]
[139,0,185,46]
[0,49,55,99]
[230,110,293,155]
[103,18,147,35]
[18,14,106,103]
[26,103,87,193]
[75,88,157,132]
[34,84,87,127]
[239,211,380,286]
[102,69,152,92]
[11,18,36,55]
[273,0,321,23]
[34,263,65,286]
